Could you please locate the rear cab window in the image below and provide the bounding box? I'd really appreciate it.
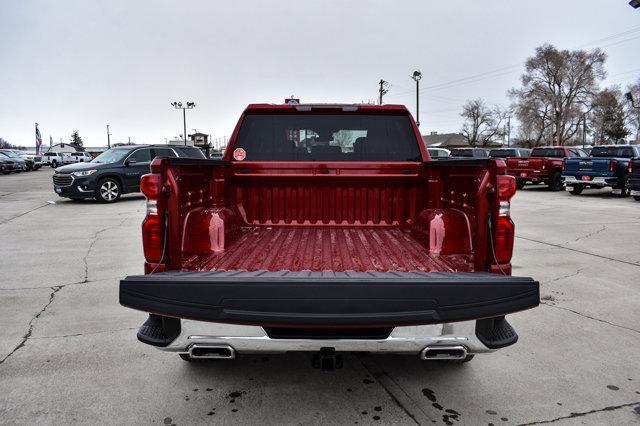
[590,146,635,158]
[233,114,421,161]
[489,149,517,158]
[531,148,565,158]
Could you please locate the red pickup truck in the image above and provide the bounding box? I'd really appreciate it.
[119,103,539,368]
[506,146,588,190]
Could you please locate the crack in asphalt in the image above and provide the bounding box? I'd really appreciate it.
[31,327,138,340]
[0,286,61,365]
[567,224,607,244]
[0,274,128,291]
[81,218,129,283]
[355,354,431,425]
[541,302,640,334]
[517,236,640,268]
[0,202,52,226]
[545,267,585,284]
[0,217,131,365]
[518,401,640,425]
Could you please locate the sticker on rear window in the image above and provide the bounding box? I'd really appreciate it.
[233,148,246,161]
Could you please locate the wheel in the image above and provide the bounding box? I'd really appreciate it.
[569,185,584,195]
[34,165,41,171]
[95,178,122,203]
[51,161,58,168]
[548,172,563,191]
[516,180,525,190]
[615,176,630,198]
[634,196,640,202]
[179,353,193,362]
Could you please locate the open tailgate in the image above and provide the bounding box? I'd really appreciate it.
[120,271,539,326]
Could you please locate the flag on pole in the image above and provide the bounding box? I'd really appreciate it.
[35,123,42,154]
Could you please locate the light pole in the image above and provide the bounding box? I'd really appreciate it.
[171,101,196,145]
[411,71,422,127]
[106,125,111,149]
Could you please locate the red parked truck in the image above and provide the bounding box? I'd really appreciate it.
[506,146,588,190]
[119,103,539,368]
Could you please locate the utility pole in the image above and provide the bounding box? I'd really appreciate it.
[171,101,196,146]
[378,80,389,105]
[106,125,111,149]
[506,115,511,147]
[411,71,422,127]
[582,115,587,146]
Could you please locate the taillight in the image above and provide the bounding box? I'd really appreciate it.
[140,173,164,264]
[628,161,633,174]
[562,159,566,172]
[610,160,617,173]
[497,174,517,199]
[494,175,516,266]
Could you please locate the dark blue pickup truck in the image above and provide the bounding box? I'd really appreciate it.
[563,145,640,196]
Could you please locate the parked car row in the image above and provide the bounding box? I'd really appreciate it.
[52,144,205,202]
[427,144,640,201]
[0,149,45,173]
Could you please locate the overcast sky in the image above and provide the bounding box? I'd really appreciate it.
[1,0,639,148]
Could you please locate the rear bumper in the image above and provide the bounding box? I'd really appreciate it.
[119,270,539,327]
[508,171,549,182]
[156,319,501,355]
[563,175,619,188]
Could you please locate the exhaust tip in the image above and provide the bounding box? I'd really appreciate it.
[188,344,235,359]
[420,345,468,360]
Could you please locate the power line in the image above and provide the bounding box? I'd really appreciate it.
[386,25,640,99]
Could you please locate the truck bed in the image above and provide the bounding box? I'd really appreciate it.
[182,226,474,273]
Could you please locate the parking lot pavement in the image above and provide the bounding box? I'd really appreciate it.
[0,171,639,425]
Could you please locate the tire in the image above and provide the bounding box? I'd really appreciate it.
[34,165,41,171]
[634,196,640,202]
[548,172,563,191]
[615,176,630,198]
[95,178,122,203]
[51,161,58,169]
[569,185,584,195]
[179,353,193,362]
[2,171,11,175]
[516,180,525,190]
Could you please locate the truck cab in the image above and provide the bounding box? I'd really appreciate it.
[119,103,539,367]
[563,145,640,196]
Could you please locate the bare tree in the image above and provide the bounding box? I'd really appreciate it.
[510,44,606,146]
[460,98,506,147]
